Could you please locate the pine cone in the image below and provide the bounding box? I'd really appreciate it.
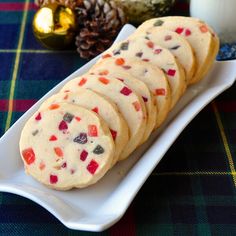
[34,0,79,10]
[75,0,126,59]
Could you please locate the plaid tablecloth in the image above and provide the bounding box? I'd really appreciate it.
[1,0,236,235]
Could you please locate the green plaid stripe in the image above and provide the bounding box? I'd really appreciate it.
[1,0,236,234]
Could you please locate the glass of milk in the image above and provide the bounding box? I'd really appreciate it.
[190,0,236,43]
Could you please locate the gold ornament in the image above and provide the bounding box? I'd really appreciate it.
[32,3,76,49]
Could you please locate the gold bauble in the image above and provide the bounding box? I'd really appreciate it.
[33,3,76,49]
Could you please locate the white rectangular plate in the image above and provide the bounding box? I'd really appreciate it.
[0,24,236,232]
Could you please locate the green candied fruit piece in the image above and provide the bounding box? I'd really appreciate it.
[153,19,164,26]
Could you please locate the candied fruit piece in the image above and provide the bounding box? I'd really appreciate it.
[58,120,68,130]
[154,49,162,55]
[35,112,41,121]
[98,77,110,84]
[49,104,60,110]
[120,86,132,96]
[88,125,98,137]
[22,148,35,165]
[92,107,99,114]
[147,41,154,48]
[155,88,166,96]
[87,160,99,174]
[74,133,87,144]
[200,25,208,33]
[54,147,63,157]
[78,78,87,86]
[50,174,58,184]
[102,53,111,59]
[110,129,117,141]
[80,150,88,161]
[49,135,57,141]
[185,29,192,36]
[154,20,164,26]
[115,58,125,66]
[175,27,184,34]
[63,112,74,123]
[132,101,141,111]
[93,145,104,154]
[167,69,176,76]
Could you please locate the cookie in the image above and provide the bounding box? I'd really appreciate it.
[89,63,156,143]
[104,37,186,109]
[40,89,129,167]
[61,74,147,160]
[131,26,196,83]
[91,56,171,128]
[136,16,219,84]
[19,103,115,190]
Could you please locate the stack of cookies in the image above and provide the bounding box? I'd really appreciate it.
[19,16,219,190]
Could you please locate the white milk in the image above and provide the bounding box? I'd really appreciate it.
[190,0,236,43]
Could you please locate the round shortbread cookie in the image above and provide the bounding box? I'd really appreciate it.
[104,37,186,109]
[130,26,196,83]
[61,74,147,160]
[19,103,115,190]
[136,16,218,84]
[89,63,156,143]
[90,57,171,128]
[39,89,129,167]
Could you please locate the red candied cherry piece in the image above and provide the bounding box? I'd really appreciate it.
[115,58,125,66]
[132,101,141,111]
[98,77,110,84]
[147,41,154,48]
[50,174,58,184]
[54,147,64,157]
[35,112,41,121]
[88,125,98,137]
[87,160,99,175]
[22,148,35,165]
[155,88,166,96]
[110,129,117,141]
[58,120,68,130]
[78,77,87,86]
[80,150,88,161]
[142,59,150,62]
[49,135,57,141]
[154,49,162,54]
[167,69,176,76]
[185,29,192,36]
[175,27,184,34]
[120,86,132,96]
[92,107,99,114]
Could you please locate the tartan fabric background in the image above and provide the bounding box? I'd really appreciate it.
[1,0,236,235]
